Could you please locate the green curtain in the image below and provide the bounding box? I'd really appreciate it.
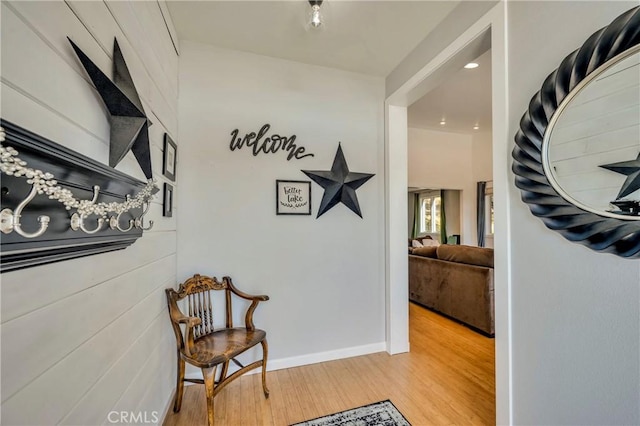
[440,190,447,244]
[411,192,420,239]
[477,181,486,247]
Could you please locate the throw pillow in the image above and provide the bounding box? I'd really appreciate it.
[422,238,440,247]
[411,239,423,248]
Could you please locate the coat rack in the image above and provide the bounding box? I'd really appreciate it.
[0,120,158,272]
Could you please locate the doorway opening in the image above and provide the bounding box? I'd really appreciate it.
[384,4,510,424]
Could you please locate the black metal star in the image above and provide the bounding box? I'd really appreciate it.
[68,38,153,179]
[302,143,374,218]
[599,151,640,199]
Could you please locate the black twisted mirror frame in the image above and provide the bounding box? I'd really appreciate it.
[512,6,640,258]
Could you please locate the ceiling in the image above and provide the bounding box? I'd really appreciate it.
[407,49,492,133]
[166,1,460,76]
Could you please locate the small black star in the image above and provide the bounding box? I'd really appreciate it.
[599,152,640,199]
[69,38,153,180]
[302,144,374,218]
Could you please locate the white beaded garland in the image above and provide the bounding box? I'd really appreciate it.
[0,128,157,217]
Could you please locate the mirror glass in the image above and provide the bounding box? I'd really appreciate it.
[544,46,640,220]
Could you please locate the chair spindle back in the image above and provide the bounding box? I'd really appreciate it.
[166,274,234,344]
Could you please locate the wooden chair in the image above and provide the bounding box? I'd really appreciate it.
[166,274,269,426]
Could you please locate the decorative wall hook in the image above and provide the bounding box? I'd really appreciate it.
[134,201,154,231]
[70,186,104,234]
[0,185,51,238]
[109,195,135,232]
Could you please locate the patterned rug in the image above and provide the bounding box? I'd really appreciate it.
[291,400,411,426]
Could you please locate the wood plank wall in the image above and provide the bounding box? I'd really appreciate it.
[549,53,640,210]
[1,1,179,424]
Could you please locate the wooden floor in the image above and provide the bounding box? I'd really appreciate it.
[163,302,495,425]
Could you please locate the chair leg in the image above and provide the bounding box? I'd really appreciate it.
[260,339,270,398]
[173,356,186,412]
[202,366,218,426]
[219,361,229,384]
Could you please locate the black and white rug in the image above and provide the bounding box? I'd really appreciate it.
[291,400,411,426]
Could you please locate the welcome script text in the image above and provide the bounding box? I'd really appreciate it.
[229,124,315,161]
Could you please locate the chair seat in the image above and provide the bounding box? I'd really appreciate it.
[183,328,266,368]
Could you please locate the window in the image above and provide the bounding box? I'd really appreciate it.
[485,183,494,236]
[419,192,441,234]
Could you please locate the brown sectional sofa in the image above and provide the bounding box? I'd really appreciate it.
[409,244,494,336]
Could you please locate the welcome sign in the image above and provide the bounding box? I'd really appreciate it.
[230,124,314,161]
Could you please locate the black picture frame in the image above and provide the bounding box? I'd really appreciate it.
[276,180,311,215]
[163,183,173,217]
[512,6,640,258]
[163,133,177,181]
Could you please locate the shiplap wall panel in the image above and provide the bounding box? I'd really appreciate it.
[108,333,174,419]
[104,1,178,101]
[0,81,110,162]
[66,0,178,136]
[59,311,169,425]
[130,1,179,86]
[547,51,640,208]
[0,1,178,424]
[2,273,173,425]
[1,232,176,322]
[1,2,111,143]
[2,252,172,401]
[157,0,180,56]
[550,125,639,162]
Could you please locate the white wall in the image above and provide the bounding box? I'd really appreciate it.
[472,131,493,183]
[407,127,479,245]
[177,42,386,369]
[1,1,178,424]
[508,2,640,424]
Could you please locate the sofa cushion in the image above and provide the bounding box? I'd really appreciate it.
[436,244,494,268]
[411,246,438,258]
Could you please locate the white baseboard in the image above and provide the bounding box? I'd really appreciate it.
[184,341,386,382]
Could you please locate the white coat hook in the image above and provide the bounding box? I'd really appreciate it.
[109,195,134,232]
[134,200,154,231]
[70,185,104,234]
[0,185,50,238]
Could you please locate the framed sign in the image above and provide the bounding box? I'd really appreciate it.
[163,133,177,181]
[163,183,173,217]
[276,180,311,215]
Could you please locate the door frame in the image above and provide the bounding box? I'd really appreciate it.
[383,3,512,424]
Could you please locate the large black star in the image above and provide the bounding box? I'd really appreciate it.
[302,144,374,218]
[69,38,153,179]
[599,152,640,199]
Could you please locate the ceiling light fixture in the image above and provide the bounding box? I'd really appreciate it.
[473,124,480,130]
[464,62,479,69]
[309,0,323,28]
[440,119,446,126]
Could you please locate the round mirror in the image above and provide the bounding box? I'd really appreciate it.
[543,46,640,220]
[512,5,640,258]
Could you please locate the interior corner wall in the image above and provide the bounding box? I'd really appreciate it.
[507,2,640,424]
[407,127,477,245]
[0,2,178,424]
[177,42,386,369]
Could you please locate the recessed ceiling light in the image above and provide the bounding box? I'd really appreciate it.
[464,62,479,69]
[473,124,480,130]
[440,120,446,126]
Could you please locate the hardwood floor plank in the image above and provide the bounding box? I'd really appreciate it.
[163,302,496,425]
